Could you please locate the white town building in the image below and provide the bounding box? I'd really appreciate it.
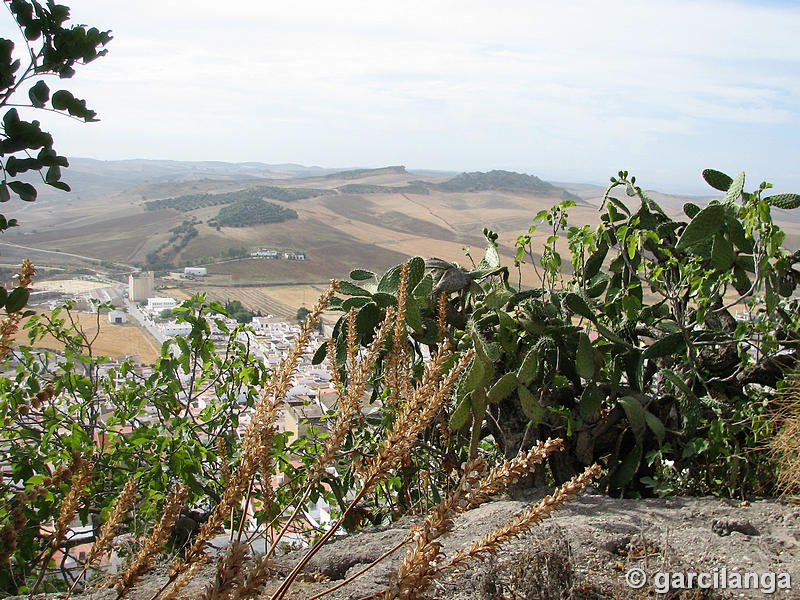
[146,297,178,312]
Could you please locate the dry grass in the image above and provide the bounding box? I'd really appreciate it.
[771,372,800,497]
[12,310,160,364]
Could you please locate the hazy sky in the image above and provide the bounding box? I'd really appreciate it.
[7,1,800,193]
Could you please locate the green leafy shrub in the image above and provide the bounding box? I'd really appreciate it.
[329,169,800,497]
[0,296,265,594]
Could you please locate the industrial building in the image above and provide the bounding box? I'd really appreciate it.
[128,271,155,301]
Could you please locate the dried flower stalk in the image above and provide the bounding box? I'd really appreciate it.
[436,291,447,343]
[386,459,486,599]
[200,542,248,600]
[440,463,602,573]
[115,484,188,599]
[68,477,137,595]
[52,460,92,548]
[362,345,473,486]
[0,259,36,360]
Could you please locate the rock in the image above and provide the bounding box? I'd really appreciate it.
[711,518,760,537]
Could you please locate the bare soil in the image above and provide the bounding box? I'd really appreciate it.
[44,492,800,600]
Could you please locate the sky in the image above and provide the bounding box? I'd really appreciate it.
[6,0,800,193]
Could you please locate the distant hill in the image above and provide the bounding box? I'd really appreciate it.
[320,166,408,180]
[11,160,792,287]
[434,170,580,200]
[28,158,350,201]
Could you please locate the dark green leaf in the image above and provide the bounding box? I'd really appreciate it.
[518,385,543,425]
[355,302,380,339]
[644,411,665,444]
[338,281,372,297]
[51,89,74,110]
[404,299,423,334]
[449,397,470,431]
[643,332,685,359]
[618,395,645,437]
[341,296,371,311]
[676,204,725,250]
[8,180,36,202]
[683,203,701,218]
[488,372,518,403]
[5,287,29,312]
[583,241,608,281]
[609,443,642,490]
[45,164,61,183]
[711,232,734,271]
[579,383,603,418]
[563,293,594,320]
[723,171,745,204]
[766,193,800,210]
[517,348,540,385]
[702,169,733,192]
[576,332,594,380]
[349,268,375,281]
[377,264,402,294]
[28,80,49,108]
[370,293,396,308]
[311,343,328,365]
[727,217,752,252]
[462,358,485,393]
[412,273,433,298]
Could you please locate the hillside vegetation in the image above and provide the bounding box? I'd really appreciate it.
[143,185,333,212]
[434,169,581,199]
[208,198,298,227]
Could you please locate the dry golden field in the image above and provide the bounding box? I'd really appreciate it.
[13,311,160,364]
[164,285,299,319]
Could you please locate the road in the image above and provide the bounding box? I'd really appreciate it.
[123,298,166,346]
[0,240,138,271]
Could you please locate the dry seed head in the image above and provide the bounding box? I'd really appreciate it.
[52,460,92,548]
[394,262,409,343]
[468,438,564,505]
[326,337,342,391]
[243,280,338,463]
[115,483,188,598]
[441,463,602,573]
[345,307,357,371]
[11,507,25,531]
[217,438,230,487]
[232,553,275,600]
[162,557,204,600]
[200,542,248,600]
[364,346,472,487]
[386,458,486,600]
[87,477,137,566]
[771,373,800,496]
[18,259,35,288]
[171,460,258,580]
[436,292,448,343]
[0,523,17,564]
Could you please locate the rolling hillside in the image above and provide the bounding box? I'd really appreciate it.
[6,160,796,292]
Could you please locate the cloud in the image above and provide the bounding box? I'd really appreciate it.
[16,0,800,191]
